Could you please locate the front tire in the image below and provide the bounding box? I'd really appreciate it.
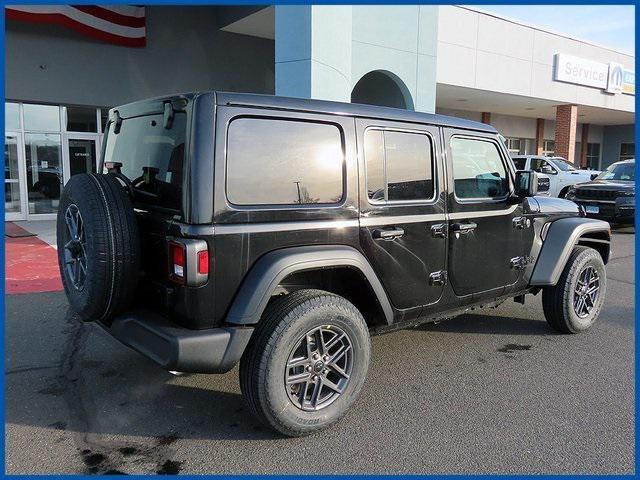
[542,246,606,333]
[239,289,371,437]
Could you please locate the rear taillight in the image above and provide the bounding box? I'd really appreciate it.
[197,250,209,275]
[168,239,209,286]
[169,241,186,283]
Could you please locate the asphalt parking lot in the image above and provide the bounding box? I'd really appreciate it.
[5,229,635,474]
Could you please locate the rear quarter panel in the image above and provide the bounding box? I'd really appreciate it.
[211,106,360,324]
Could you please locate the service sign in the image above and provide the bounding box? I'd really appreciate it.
[554,54,608,89]
[553,54,635,96]
[622,70,635,95]
[606,62,624,94]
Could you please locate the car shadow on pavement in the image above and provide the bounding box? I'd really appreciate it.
[413,312,553,336]
[6,312,284,445]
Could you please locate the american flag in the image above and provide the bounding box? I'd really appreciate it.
[6,5,146,48]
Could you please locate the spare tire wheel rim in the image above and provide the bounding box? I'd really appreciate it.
[284,325,353,411]
[63,204,88,291]
[573,265,600,319]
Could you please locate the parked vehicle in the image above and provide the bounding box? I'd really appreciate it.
[566,159,635,225]
[535,173,551,196]
[511,155,600,198]
[57,92,611,436]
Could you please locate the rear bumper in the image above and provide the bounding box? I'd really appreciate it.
[104,310,254,373]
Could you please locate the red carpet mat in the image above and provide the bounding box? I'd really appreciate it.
[5,234,63,294]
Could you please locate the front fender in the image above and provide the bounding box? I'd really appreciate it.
[530,217,610,286]
[225,245,394,325]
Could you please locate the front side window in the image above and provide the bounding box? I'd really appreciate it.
[450,137,509,200]
[530,158,557,174]
[365,129,434,203]
[226,118,344,206]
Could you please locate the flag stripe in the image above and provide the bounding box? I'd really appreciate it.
[99,5,145,18]
[6,5,145,47]
[72,6,145,28]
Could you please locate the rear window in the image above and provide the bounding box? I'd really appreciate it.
[226,117,344,206]
[512,157,527,170]
[364,129,435,202]
[103,112,187,212]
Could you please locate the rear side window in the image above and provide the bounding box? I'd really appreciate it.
[512,157,526,170]
[450,137,509,200]
[365,129,434,202]
[226,118,344,206]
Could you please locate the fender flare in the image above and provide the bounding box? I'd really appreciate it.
[225,245,394,325]
[529,217,610,286]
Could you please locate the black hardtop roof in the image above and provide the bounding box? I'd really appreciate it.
[215,91,497,133]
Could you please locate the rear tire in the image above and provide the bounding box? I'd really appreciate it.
[240,289,371,437]
[542,246,606,333]
[56,173,140,322]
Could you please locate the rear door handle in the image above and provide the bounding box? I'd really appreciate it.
[451,222,477,234]
[373,228,405,240]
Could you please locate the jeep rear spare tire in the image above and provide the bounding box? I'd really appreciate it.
[56,173,140,322]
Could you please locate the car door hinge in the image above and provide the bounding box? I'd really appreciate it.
[512,216,531,230]
[430,223,447,238]
[429,270,448,286]
[510,256,533,270]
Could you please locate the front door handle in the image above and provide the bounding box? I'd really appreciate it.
[451,222,477,234]
[373,228,405,240]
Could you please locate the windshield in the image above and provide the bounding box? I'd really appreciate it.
[103,112,187,213]
[550,157,576,171]
[596,162,635,181]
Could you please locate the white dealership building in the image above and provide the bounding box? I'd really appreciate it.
[5,5,635,221]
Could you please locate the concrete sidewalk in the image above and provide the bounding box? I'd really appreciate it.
[12,220,57,248]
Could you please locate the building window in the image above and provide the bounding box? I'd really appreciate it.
[25,133,62,215]
[542,140,555,156]
[65,106,98,132]
[5,102,20,130]
[586,143,600,170]
[365,129,435,202]
[4,101,105,219]
[226,117,344,206]
[23,104,61,131]
[504,137,522,155]
[620,143,635,161]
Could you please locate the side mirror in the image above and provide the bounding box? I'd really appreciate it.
[515,170,538,197]
[590,173,598,180]
[541,165,556,175]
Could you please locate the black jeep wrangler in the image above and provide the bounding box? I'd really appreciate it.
[57,92,610,437]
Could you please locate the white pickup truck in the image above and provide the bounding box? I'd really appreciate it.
[511,155,600,198]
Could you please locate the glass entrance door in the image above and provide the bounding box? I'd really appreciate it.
[5,133,26,221]
[67,138,97,177]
